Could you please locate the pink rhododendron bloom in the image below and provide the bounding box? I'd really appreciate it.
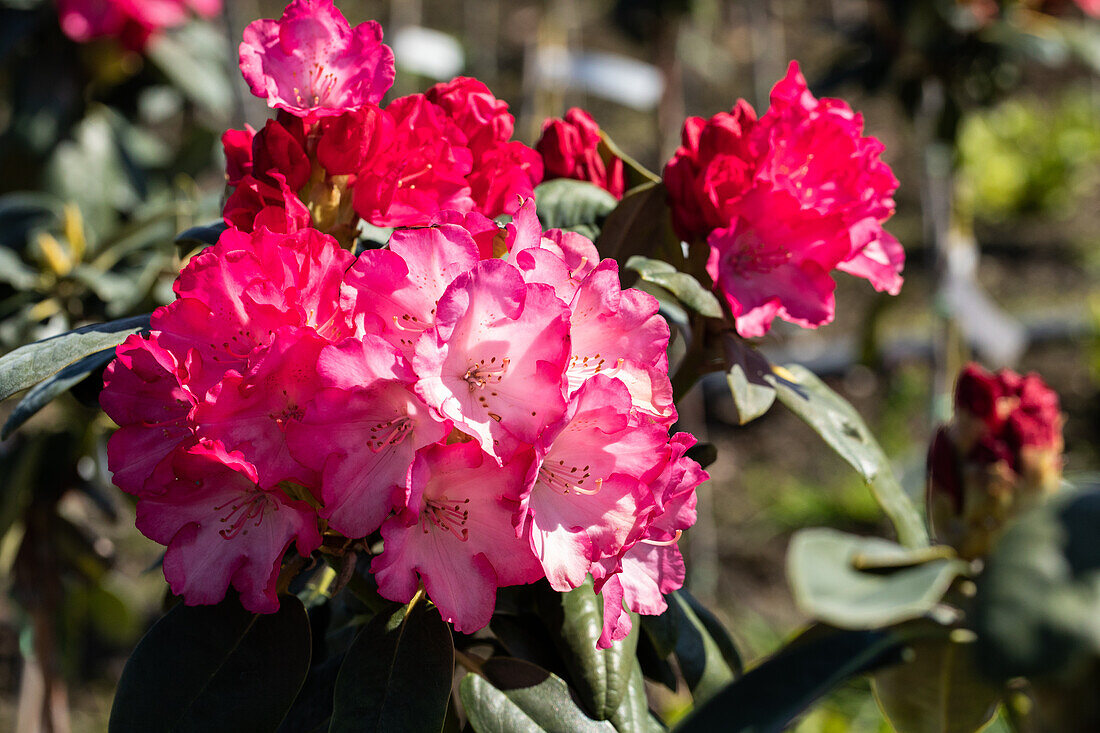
[223,173,312,234]
[58,0,220,51]
[155,226,354,396]
[706,188,849,338]
[425,76,514,156]
[664,61,902,336]
[286,336,450,538]
[239,0,395,117]
[372,441,542,633]
[341,224,480,357]
[100,333,200,495]
[466,140,543,218]
[351,94,475,227]
[413,259,572,461]
[594,433,705,647]
[136,439,321,613]
[664,100,760,243]
[565,260,675,424]
[537,108,626,199]
[425,77,543,217]
[192,328,326,489]
[757,62,902,295]
[516,376,664,591]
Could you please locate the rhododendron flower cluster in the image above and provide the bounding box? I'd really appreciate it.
[664,62,903,338]
[927,363,1063,558]
[223,0,541,238]
[537,108,626,199]
[101,200,703,644]
[57,0,221,50]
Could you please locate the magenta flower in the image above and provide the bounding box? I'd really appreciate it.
[58,0,220,51]
[341,224,480,358]
[706,187,849,338]
[425,76,515,156]
[136,439,321,613]
[566,260,675,424]
[100,333,200,495]
[192,328,326,489]
[664,61,903,336]
[285,336,450,539]
[594,433,706,647]
[413,259,572,461]
[239,0,395,117]
[757,62,903,295]
[371,441,542,633]
[351,94,475,227]
[516,376,664,591]
[537,108,626,199]
[155,226,354,396]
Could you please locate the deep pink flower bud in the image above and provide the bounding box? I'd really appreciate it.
[537,108,626,199]
[426,76,514,155]
[928,363,1064,558]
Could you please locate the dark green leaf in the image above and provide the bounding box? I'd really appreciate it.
[330,600,453,733]
[769,364,929,548]
[461,657,616,733]
[0,314,150,402]
[723,337,776,425]
[595,182,681,270]
[534,179,619,241]
[675,626,904,733]
[553,580,639,720]
[668,592,736,703]
[175,221,227,251]
[873,636,1001,733]
[973,487,1100,681]
[2,347,117,438]
[610,657,666,733]
[625,256,723,319]
[679,591,743,677]
[787,529,966,630]
[109,595,311,733]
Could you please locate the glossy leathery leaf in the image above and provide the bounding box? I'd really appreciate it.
[461,657,616,733]
[329,600,454,733]
[788,529,966,630]
[769,364,929,548]
[625,256,723,319]
[675,626,905,733]
[534,178,619,242]
[109,595,311,733]
[0,314,150,402]
[2,347,117,438]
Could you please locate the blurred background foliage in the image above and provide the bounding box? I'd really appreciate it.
[0,0,1097,730]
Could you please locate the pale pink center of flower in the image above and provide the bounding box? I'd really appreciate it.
[537,460,603,496]
[420,495,471,540]
[464,357,509,392]
[294,63,340,108]
[567,354,624,382]
[214,490,279,539]
[367,416,413,452]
